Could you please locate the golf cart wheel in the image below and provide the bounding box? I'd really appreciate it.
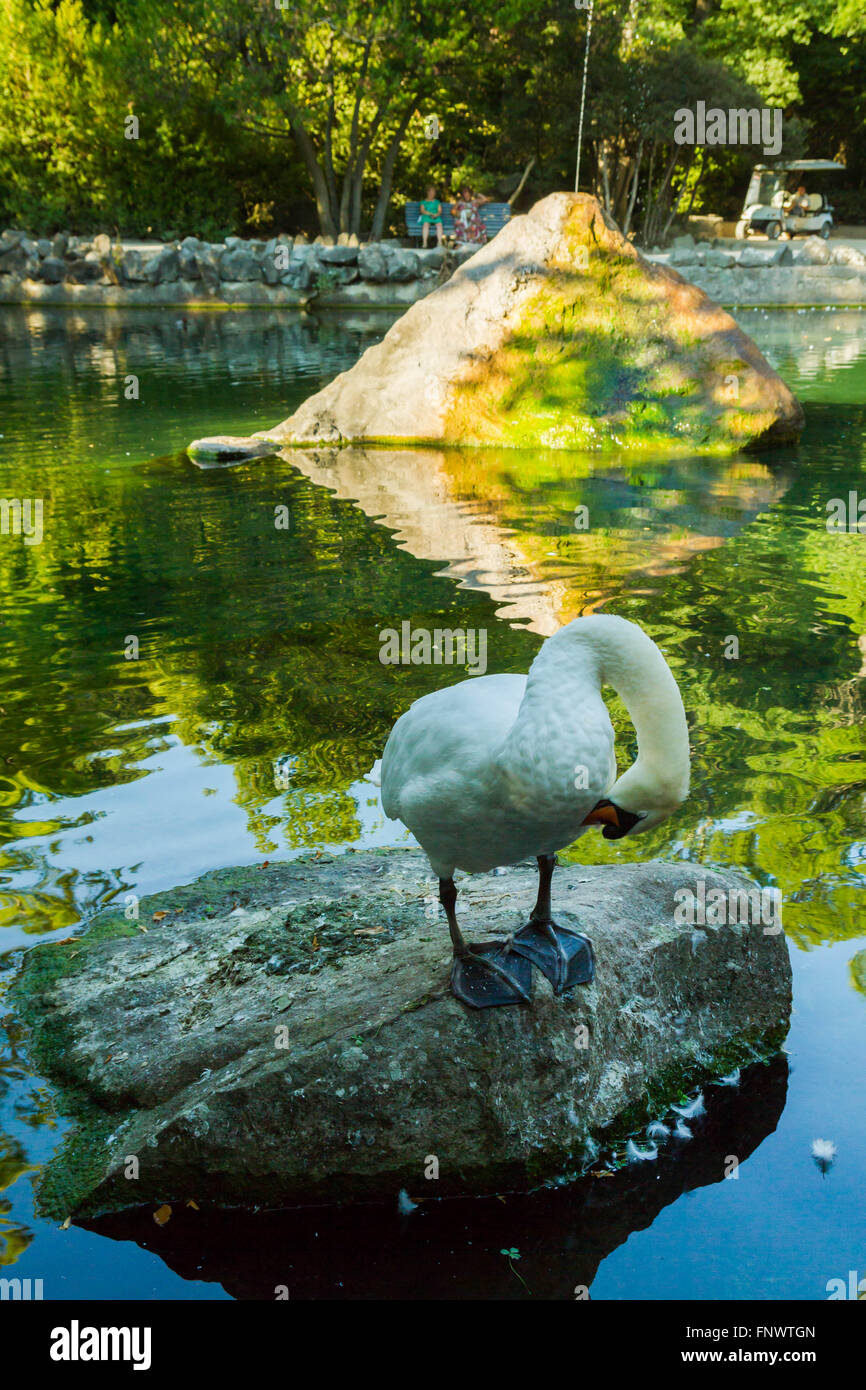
[820,223,831,240]
[735,220,748,240]
[766,221,781,240]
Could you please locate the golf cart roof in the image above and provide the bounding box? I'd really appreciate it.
[752,160,845,173]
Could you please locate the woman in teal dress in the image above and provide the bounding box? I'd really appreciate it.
[419,185,444,246]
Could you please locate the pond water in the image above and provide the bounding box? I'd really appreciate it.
[0,304,864,1300]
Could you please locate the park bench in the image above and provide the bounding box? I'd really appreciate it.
[403,201,512,244]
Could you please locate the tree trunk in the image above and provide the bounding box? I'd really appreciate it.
[349,102,390,237]
[682,148,706,221]
[661,147,695,243]
[508,156,537,208]
[289,115,337,238]
[339,38,373,233]
[640,138,657,242]
[600,141,612,215]
[368,104,415,241]
[612,138,631,224]
[645,145,680,245]
[622,138,644,239]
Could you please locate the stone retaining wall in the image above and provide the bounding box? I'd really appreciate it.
[646,233,866,306]
[2,225,865,310]
[0,227,471,309]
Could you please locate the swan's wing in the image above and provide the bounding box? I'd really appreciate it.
[380,673,526,821]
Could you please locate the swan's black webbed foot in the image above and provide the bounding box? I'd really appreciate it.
[507,853,594,994]
[510,918,594,994]
[451,942,533,1008]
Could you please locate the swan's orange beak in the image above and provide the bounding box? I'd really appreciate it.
[582,800,620,829]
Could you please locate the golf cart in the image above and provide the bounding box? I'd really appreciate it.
[735,159,845,240]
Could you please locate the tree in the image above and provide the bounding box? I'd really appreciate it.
[120,0,533,240]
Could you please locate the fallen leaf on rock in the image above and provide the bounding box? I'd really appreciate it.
[153,1204,172,1227]
[60,1217,71,1230]
[186,1199,199,1211]
[152,911,169,922]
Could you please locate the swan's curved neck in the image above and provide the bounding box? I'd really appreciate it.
[524,615,690,811]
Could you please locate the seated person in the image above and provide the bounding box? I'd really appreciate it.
[784,185,811,217]
[419,186,444,246]
[451,185,491,244]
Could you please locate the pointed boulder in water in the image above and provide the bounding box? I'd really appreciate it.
[271,193,804,453]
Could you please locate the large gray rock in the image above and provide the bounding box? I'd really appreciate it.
[119,249,147,283]
[796,235,832,266]
[415,247,447,271]
[280,254,317,291]
[832,244,866,268]
[383,247,420,281]
[196,248,222,291]
[219,249,263,282]
[705,248,736,269]
[0,241,28,275]
[317,244,358,265]
[737,246,785,268]
[64,257,102,283]
[187,434,278,463]
[37,256,66,284]
[358,244,389,281]
[178,251,200,279]
[12,850,790,1218]
[143,247,180,285]
[358,244,421,281]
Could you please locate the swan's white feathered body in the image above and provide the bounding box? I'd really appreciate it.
[381,614,689,879]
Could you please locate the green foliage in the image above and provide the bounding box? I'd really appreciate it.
[0,0,864,236]
[0,0,306,234]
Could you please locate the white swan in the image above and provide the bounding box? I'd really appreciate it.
[381,613,690,1008]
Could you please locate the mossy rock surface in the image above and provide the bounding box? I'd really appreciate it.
[268,194,804,454]
[11,850,791,1218]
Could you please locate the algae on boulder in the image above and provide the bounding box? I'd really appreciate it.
[11,849,791,1218]
[266,194,803,454]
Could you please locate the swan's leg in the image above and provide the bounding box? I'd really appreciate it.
[440,877,533,1008]
[510,855,594,994]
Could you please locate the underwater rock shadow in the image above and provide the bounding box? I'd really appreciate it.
[81,1055,788,1300]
